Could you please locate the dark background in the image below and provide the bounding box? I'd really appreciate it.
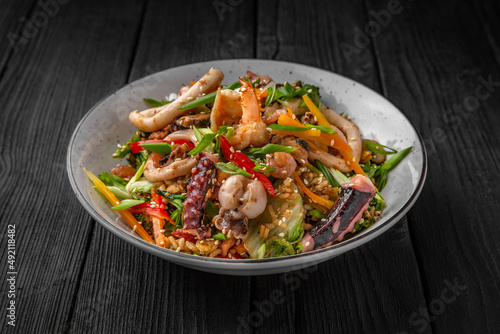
[1,0,499,333]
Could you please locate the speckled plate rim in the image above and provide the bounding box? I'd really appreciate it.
[67,59,427,270]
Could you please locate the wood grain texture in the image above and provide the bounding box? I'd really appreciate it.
[365,0,500,332]
[0,0,499,333]
[252,1,431,333]
[0,0,145,332]
[68,0,256,333]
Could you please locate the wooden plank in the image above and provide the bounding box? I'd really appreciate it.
[252,1,432,333]
[68,0,256,333]
[0,0,37,75]
[0,0,145,333]
[365,0,500,332]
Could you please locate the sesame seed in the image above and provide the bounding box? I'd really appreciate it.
[187,97,193,101]
[230,147,235,153]
[305,241,310,247]
[330,140,335,146]
[279,233,285,237]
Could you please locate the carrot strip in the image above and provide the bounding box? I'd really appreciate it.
[232,243,247,255]
[293,172,334,209]
[302,95,365,175]
[84,168,154,244]
[277,114,352,152]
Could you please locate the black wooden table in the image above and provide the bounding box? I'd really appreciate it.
[1,0,499,333]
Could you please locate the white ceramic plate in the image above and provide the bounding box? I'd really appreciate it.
[67,59,427,276]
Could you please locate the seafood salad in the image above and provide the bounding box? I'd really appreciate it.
[84,68,412,259]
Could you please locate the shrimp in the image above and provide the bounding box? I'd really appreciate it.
[210,88,242,132]
[266,152,297,179]
[218,175,267,219]
[227,79,270,150]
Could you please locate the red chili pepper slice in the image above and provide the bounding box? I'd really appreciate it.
[218,136,275,196]
[129,139,195,154]
[127,201,175,225]
[172,229,197,244]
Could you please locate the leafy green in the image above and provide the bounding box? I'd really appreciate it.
[112,199,145,210]
[361,161,379,179]
[314,160,340,187]
[126,161,154,196]
[374,147,412,191]
[265,239,295,258]
[188,133,217,155]
[244,179,304,259]
[353,217,375,232]
[330,168,351,185]
[264,81,321,108]
[215,162,252,178]
[363,141,397,155]
[177,81,242,111]
[139,142,172,155]
[98,173,131,199]
[98,173,127,187]
[212,233,227,241]
[143,98,172,107]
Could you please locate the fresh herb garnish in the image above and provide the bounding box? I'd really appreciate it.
[139,142,173,155]
[143,98,172,107]
[215,162,252,177]
[363,141,398,155]
[267,124,310,132]
[188,133,217,155]
[112,199,145,210]
[304,124,336,134]
[252,164,276,173]
[374,147,412,191]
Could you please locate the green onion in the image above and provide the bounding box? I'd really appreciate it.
[374,147,412,191]
[156,189,186,201]
[264,81,277,106]
[306,163,321,175]
[308,209,325,219]
[315,160,340,187]
[267,124,310,132]
[227,127,235,139]
[363,141,398,155]
[143,98,172,107]
[252,78,261,87]
[112,199,145,210]
[304,124,336,134]
[188,133,217,155]
[212,233,227,240]
[248,144,296,157]
[252,164,276,173]
[193,125,203,142]
[177,81,241,111]
[215,162,252,178]
[139,142,172,155]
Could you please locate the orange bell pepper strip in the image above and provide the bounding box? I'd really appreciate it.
[293,172,334,209]
[302,95,365,175]
[84,168,154,244]
[277,114,353,152]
